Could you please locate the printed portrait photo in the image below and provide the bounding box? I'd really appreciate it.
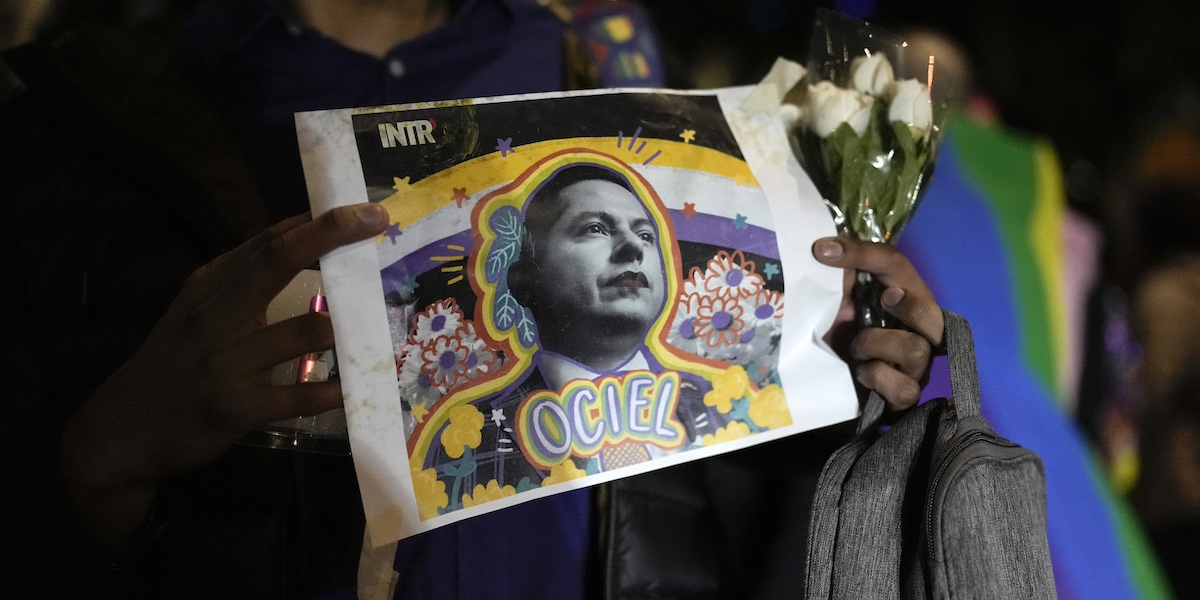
[351,92,792,518]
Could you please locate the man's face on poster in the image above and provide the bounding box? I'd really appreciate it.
[531,179,666,337]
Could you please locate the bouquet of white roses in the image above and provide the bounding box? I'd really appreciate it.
[788,9,945,327]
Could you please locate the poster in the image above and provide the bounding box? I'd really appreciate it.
[296,83,857,546]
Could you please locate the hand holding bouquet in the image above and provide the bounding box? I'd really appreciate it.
[788,9,945,327]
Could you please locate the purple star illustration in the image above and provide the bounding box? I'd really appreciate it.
[496,137,515,157]
[385,223,403,244]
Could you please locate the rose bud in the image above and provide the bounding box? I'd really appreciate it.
[886,78,933,138]
[850,53,894,96]
[811,87,874,138]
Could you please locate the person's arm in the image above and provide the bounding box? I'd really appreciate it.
[56,204,388,546]
[812,237,945,412]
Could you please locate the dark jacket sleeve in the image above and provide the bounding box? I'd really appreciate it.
[0,37,365,597]
[0,58,198,593]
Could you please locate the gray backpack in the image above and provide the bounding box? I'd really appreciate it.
[805,310,1056,599]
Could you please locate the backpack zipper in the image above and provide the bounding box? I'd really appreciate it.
[925,430,1018,563]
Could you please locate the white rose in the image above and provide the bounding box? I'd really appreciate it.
[809,84,874,138]
[850,53,894,96]
[886,79,933,135]
[805,80,840,113]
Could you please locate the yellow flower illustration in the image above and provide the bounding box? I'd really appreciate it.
[409,457,447,520]
[748,384,792,430]
[410,401,429,424]
[701,421,752,446]
[440,404,484,459]
[541,460,587,487]
[462,479,516,508]
[704,365,750,414]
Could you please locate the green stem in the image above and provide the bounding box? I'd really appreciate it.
[853,270,897,329]
[446,445,475,510]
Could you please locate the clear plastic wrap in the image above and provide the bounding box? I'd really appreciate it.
[789,9,946,327]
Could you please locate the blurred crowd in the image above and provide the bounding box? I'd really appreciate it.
[5,0,1200,597]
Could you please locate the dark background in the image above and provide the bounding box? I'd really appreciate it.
[9,0,1199,338]
[8,1,1200,593]
[640,0,1200,223]
[11,0,1200,224]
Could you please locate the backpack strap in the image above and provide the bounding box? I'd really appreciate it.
[556,12,602,90]
[942,310,982,419]
[544,0,666,89]
[856,391,887,435]
[855,309,981,435]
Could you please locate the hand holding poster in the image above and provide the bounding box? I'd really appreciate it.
[296,79,858,546]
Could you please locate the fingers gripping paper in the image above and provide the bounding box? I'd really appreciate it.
[296,79,857,546]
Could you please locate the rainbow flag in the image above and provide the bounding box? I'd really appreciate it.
[896,114,1171,599]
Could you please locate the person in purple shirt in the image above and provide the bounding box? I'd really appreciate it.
[0,0,944,597]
